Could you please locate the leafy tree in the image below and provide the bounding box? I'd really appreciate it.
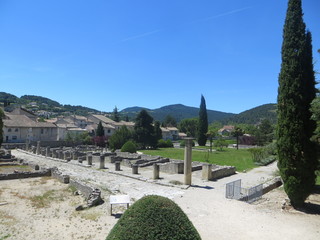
[153,121,162,142]
[277,0,317,207]
[178,118,198,137]
[232,127,244,150]
[197,95,208,146]
[162,115,177,127]
[106,195,201,240]
[109,126,133,151]
[254,119,274,146]
[0,109,4,147]
[206,129,216,152]
[134,110,156,149]
[214,136,228,151]
[112,106,120,122]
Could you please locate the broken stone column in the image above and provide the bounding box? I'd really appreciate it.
[58,151,64,160]
[132,164,139,174]
[63,152,68,160]
[46,147,50,157]
[115,161,121,171]
[73,151,78,160]
[87,153,93,166]
[26,141,29,151]
[153,163,160,180]
[36,141,41,155]
[184,138,194,185]
[202,163,213,181]
[99,155,105,169]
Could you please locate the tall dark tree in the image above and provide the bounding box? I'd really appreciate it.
[0,109,4,147]
[134,110,156,149]
[96,121,105,137]
[197,95,208,146]
[277,0,317,207]
[153,121,163,142]
[112,106,120,122]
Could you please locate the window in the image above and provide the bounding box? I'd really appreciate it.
[12,136,17,140]
[41,129,44,134]
[8,128,12,132]
[108,129,111,133]
[15,128,19,132]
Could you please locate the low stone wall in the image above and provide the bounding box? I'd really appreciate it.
[262,177,282,194]
[0,169,51,180]
[69,179,97,200]
[51,168,70,184]
[211,165,236,179]
[159,161,184,174]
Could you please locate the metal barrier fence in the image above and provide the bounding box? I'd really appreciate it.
[226,179,263,203]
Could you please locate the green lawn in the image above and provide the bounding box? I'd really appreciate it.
[142,148,255,172]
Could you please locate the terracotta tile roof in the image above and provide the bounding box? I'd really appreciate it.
[4,114,56,128]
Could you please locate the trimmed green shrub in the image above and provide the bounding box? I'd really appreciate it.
[180,140,195,147]
[121,141,137,153]
[157,139,173,148]
[106,195,201,240]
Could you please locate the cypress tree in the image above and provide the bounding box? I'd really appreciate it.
[96,121,105,137]
[197,95,208,146]
[277,0,317,207]
[134,110,155,149]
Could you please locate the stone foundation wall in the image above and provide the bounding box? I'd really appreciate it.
[0,169,51,180]
[211,165,236,180]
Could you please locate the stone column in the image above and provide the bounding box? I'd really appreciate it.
[115,161,121,171]
[132,164,139,174]
[73,151,78,160]
[63,152,68,160]
[58,151,63,159]
[36,141,41,155]
[46,147,50,157]
[184,138,194,185]
[87,153,93,166]
[202,163,213,181]
[52,150,56,158]
[153,163,160,180]
[99,155,105,169]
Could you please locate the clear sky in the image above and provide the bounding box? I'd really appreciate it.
[0,0,319,114]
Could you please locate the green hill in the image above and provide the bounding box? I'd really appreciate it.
[121,104,235,123]
[223,103,277,124]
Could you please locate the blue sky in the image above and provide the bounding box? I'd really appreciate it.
[0,0,319,114]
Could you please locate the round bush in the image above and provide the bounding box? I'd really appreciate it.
[106,195,201,240]
[121,141,137,153]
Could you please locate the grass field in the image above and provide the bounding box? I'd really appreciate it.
[142,148,256,172]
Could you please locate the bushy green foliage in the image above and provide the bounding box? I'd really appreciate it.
[197,95,208,146]
[214,136,228,151]
[277,0,317,207]
[180,140,195,147]
[109,126,132,151]
[157,139,173,148]
[178,118,198,137]
[248,144,277,166]
[106,195,201,240]
[121,141,137,153]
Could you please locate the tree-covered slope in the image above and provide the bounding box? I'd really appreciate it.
[121,104,235,123]
[222,104,277,125]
